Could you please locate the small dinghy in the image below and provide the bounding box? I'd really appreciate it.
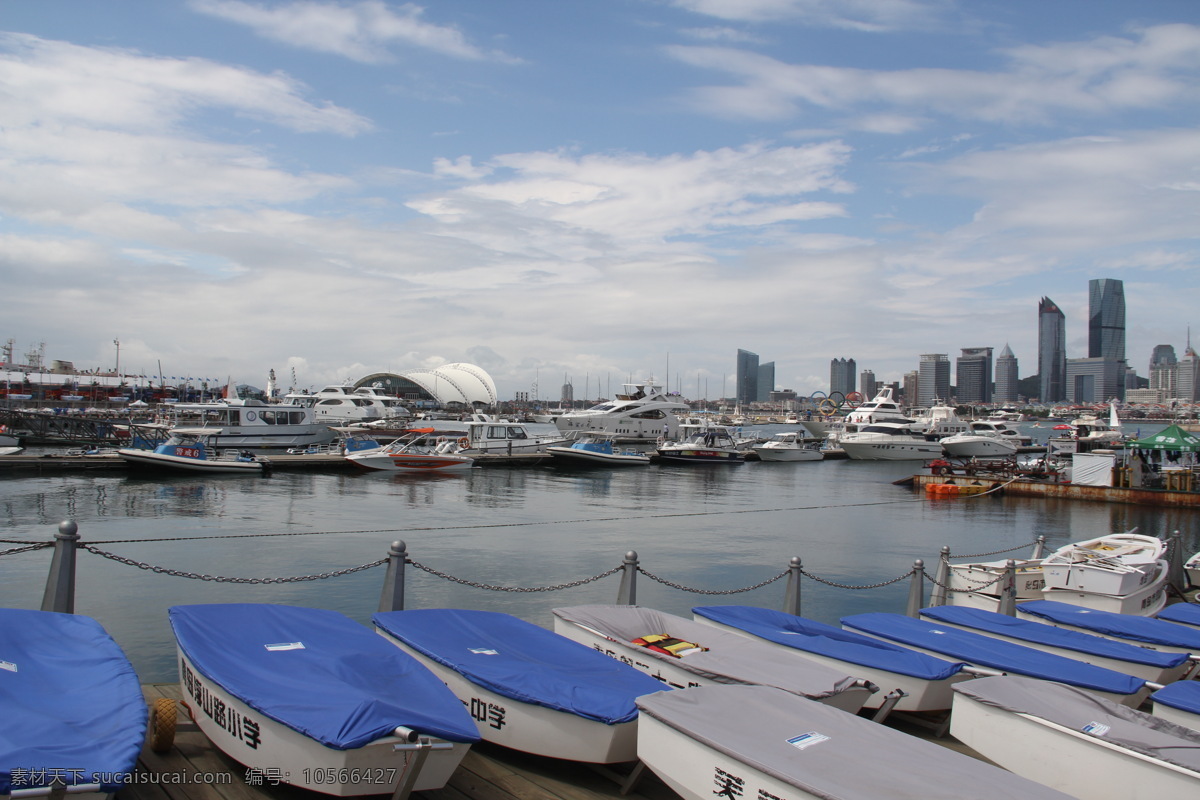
[1157,602,1200,630]
[1017,599,1200,657]
[552,605,875,712]
[921,605,1192,684]
[1040,530,1165,595]
[0,609,147,799]
[842,612,1152,705]
[952,675,1200,799]
[692,604,971,712]
[1152,681,1200,732]
[636,684,1075,800]
[372,609,666,764]
[168,604,479,796]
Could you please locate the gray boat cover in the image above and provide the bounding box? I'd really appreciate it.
[552,605,865,701]
[636,685,1075,799]
[955,675,1200,774]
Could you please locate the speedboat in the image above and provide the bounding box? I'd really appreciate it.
[838,423,943,460]
[939,429,1020,459]
[553,380,689,440]
[656,426,748,463]
[692,605,973,712]
[165,396,336,451]
[1040,530,1165,595]
[910,399,971,439]
[168,604,478,796]
[552,605,875,713]
[751,432,824,462]
[118,430,268,474]
[0,609,148,800]
[966,418,1033,445]
[636,685,1075,800]
[545,432,651,467]
[459,413,568,454]
[372,609,665,763]
[951,676,1200,800]
[345,428,473,472]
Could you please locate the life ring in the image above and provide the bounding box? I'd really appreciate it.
[457,437,470,449]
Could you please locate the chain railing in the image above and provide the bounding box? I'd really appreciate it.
[80,544,387,584]
[638,567,788,595]
[408,559,623,593]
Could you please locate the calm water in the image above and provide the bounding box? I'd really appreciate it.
[2,424,1197,682]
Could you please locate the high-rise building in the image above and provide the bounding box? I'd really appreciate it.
[1149,345,1177,400]
[1038,297,1067,402]
[918,354,950,407]
[859,370,877,399]
[561,381,574,406]
[1089,278,1126,361]
[830,357,856,397]
[1178,340,1200,402]
[756,361,775,403]
[994,344,1019,403]
[902,371,919,405]
[736,349,759,407]
[1065,357,1125,404]
[956,347,993,404]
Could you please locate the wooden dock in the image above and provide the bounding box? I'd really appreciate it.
[135,684,680,800]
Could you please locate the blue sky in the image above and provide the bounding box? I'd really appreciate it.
[3,0,1198,401]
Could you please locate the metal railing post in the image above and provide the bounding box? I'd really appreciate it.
[997,559,1018,616]
[1167,530,1187,596]
[378,541,408,613]
[929,547,950,607]
[782,557,802,617]
[905,559,925,617]
[616,550,639,605]
[41,521,80,614]
[1030,535,1046,559]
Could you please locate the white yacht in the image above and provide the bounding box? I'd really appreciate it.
[460,414,569,454]
[838,422,943,460]
[910,400,970,439]
[966,419,1033,446]
[284,384,410,425]
[842,386,911,429]
[553,380,689,440]
[165,397,336,451]
[940,429,1020,459]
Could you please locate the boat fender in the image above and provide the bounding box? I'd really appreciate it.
[631,633,707,658]
[457,437,470,449]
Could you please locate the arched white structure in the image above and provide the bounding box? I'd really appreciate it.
[399,363,497,406]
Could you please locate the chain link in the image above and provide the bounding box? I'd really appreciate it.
[0,542,53,557]
[80,544,386,584]
[799,567,913,590]
[946,538,1042,561]
[638,567,788,595]
[922,568,1004,593]
[407,559,624,592]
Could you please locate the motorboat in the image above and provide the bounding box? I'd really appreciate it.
[1040,530,1166,595]
[372,609,665,763]
[545,432,651,467]
[838,423,943,460]
[118,430,268,474]
[951,676,1200,800]
[966,418,1033,445]
[529,408,566,424]
[841,612,1152,706]
[919,605,1191,684]
[910,399,971,439]
[1015,599,1200,658]
[0,609,148,799]
[656,426,748,463]
[168,604,479,796]
[284,384,408,425]
[635,684,1075,800]
[165,397,337,451]
[751,432,824,462]
[0,428,21,455]
[692,605,973,712]
[345,428,473,472]
[551,605,875,713]
[1047,402,1126,457]
[459,414,568,454]
[1152,681,1200,732]
[288,430,384,456]
[986,407,1026,422]
[840,386,910,430]
[553,380,689,440]
[939,429,1020,459]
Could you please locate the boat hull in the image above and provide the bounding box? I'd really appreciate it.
[118,449,265,474]
[655,448,744,463]
[940,439,1018,459]
[752,447,823,462]
[176,649,466,795]
[839,441,943,460]
[347,453,473,472]
[545,446,650,466]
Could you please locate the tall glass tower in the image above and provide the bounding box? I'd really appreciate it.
[1038,297,1066,402]
[1088,278,1126,361]
[736,349,759,407]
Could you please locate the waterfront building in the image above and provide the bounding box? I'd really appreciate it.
[956,347,993,405]
[736,349,759,407]
[902,371,919,406]
[561,382,574,406]
[1089,278,1126,361]
[830,357,856,397]
[1149,345,1178,399]
[757,361,775,403]
[1037,297,1067,402]
[1065,357,1125,404]
[994,344,1019,403]
[859,370,877,399]
[918,354,950,407]
[1179,339,1200,403]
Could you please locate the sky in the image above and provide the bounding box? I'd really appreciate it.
[3,0,1199,402]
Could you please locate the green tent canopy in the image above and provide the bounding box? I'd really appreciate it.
[1128,424,1200,452]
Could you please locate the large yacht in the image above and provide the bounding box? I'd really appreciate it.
[164,397,337,451]
[838,423,944,460]
[284,384,410,425]
[553,380,690,440]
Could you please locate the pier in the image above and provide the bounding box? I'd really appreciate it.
[908,472,1200,507]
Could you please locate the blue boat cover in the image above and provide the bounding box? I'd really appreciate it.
[1153,680,1200,715]
[841,612,1146,696]
[921,606,1188,669]
[1018,600,1200,650]
[373,609,667,724]
[0,609,147,794]
[168,604,479,749]
[1157,602,1200,628]
[693,605,965,681]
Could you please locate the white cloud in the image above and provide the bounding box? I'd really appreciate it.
[671,0,949,32]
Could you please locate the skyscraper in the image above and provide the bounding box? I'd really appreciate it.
[956,347,993,404]
[1149,344,1177,400]
[1038,297,1066,402]
[1089,278,1126,361]
[1178,338,1200,403]
[830,357,856,397]
[757,361,775,403]
[736,349,759,407]
[918,354,950,407]
[994,344,1019,403]
[859,369,877,399]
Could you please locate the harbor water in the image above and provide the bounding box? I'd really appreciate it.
[2,424,1198,683]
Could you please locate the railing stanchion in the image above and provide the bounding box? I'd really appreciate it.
[41,521,80,614]
[378,540,408,613]
[616,550,639,605]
